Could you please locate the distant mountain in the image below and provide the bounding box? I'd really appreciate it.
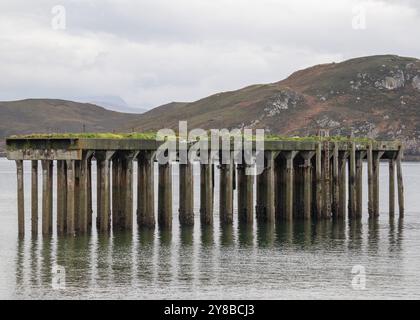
[0,99,143,152]
[127,55,420,156]
[2,55,420,158]
[73,95,148,114]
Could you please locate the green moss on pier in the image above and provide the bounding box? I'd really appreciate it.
[9,132,158,140]
[9,132,388,144]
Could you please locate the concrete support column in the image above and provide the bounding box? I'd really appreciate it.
[285,151,297,221]
[31,160,38,235]
[237,163,254,224]
[200,161,213,225]
[112,155,121,229]
[389,158,395,216]
[338,151,348,218]
[137,151,155,228]
[332,144,339,218]
[41,160,53,235]
[367,144,374,217]
[179,162,194,226]
[396,147,405,217]
[356,151,365,218]
[265,151,276,223]
[372,151,384,216]
[301,151,315,220]
[16,160,24,236]
[87,158,92,230]
[123,152,136,230]
[322,142,331,218]
[57,160,67,235]
[348,142,357,219]
[315,143,323,219]
[113,152,137,231]
[66,160,75,235]
[219,155,234,224]
[255,165,266,222]
[74,161,81,232]
[96,151,114,233]
[158,162,172,228]
[78,151,92,233]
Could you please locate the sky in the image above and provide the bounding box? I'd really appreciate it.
[0,0,419,110]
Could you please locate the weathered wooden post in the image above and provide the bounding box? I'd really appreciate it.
[57,160,67,234]
[389,157,396,216]
[16,160,24,236]
[41,160,53,235]
[31,160,38,235]
[219,154,234,225]
[302,151,315,220]
[285,151,297,221]
[237,163,254,224]
[179,162,194,226]
[200,157,213,225]
[348,142,356,219]
[137,151,155,228]
[396,147,404,217]
[66,160,75,235]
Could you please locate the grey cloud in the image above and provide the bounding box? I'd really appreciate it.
[0,0,419,109]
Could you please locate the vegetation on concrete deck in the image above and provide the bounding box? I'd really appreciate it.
[8,132,387,144]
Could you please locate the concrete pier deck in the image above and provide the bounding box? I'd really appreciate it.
[6,136,404,236]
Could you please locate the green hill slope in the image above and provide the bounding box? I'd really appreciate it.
[128,55,420,156]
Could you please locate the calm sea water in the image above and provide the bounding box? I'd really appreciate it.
[0,158,419,299]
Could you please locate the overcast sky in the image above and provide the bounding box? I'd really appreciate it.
[0,0,419,110]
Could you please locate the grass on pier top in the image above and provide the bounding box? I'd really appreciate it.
[9,132,378,143]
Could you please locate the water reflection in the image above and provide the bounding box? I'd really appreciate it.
[111,231,133,287]
[136,228,156,286]
[13,216,408,299]
[238,222,254,247]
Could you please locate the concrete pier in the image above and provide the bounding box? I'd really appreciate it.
[7,136,404,236]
